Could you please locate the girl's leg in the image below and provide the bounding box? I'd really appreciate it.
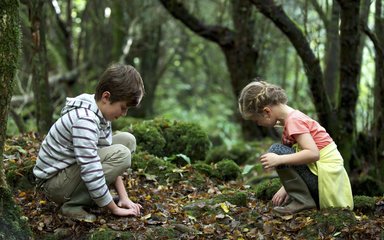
[268,143,319,209]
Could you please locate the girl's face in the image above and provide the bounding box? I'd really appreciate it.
[251,107,277,127]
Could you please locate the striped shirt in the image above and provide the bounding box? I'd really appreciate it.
[33,94,113,207]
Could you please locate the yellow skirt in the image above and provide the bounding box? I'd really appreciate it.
[306,142,354,209]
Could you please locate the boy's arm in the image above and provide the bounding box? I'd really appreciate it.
[114,176,142,214]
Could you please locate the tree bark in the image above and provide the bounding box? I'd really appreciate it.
[29,0,53,135]
[0,1,32,238]
[159,0,273,139]
[336,0,361,170]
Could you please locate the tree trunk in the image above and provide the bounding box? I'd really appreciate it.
[159,0,272,139]
[336,0,361,171]
[0,1,32,238]
[323,1,340,106]
[30,0,53,135]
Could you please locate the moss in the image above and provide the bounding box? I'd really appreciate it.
[0,187,32,240]
[144,158,178,184]
[188,171,206,189]
[112,117,139,131]
[162,121,211,162]
[88,229,135,239]
[252,178,281,200]
[193,161,214,177]
[5,158,35,190]
[214,192,248,207]
[143,226,178,239]
[123,118,211,163]
[131,151,155,170]
[353,195,376,214]
[127,122,166,156]
[214,159,241,181]
[183,192,248,218]
[298,208,356,239]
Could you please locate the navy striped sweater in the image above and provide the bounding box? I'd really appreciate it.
[33,94,113,207]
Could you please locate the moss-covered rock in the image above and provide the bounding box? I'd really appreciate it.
[123,118,211,163]
[252,178,281,200]
[128,122,166,157]
[142,226,179,239]
[0,187,32,240]
[183,192,248,218]
[162,121,211,162]
[193,161,214,177]
[214,159,241,181]
[297,208,356,240]
[353,195,377,214]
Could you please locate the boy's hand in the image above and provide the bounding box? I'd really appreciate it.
[107,200,141,217]
[118,198,142,215]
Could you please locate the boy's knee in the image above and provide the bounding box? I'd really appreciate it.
[113,132,136,153]
[268,143,294,155]
[114,144,132,168]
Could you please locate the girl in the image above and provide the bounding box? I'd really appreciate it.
[238,81,353,214]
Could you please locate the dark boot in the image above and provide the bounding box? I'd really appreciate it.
[59,183,97,222]
[273,167,316,214]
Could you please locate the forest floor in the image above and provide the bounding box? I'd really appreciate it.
[4,133,384,240]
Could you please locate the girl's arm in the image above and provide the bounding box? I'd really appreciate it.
[260,133,319,168]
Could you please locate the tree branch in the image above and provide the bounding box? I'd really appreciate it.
[159,0,234,48]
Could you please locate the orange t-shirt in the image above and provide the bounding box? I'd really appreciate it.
[282,110,333,150]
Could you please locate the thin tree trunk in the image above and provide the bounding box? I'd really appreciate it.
[30,0,53,135]
[336,0,361,170]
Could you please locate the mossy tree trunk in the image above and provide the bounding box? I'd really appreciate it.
[0,1,32,239]
[29,0,53,135]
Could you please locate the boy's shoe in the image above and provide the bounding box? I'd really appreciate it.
[60,206,97,222]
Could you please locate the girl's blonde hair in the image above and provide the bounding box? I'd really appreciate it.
[238,80,288,120]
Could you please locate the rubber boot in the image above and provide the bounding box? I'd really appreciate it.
[273,167,316,214]
[59,183,97,222]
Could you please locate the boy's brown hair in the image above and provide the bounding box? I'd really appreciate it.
[95,63,145,107]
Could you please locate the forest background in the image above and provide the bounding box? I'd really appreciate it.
[1,0,384,239]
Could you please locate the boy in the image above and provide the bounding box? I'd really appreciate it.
[33,63,144,222]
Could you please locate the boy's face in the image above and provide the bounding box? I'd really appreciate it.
[103,100,129,121]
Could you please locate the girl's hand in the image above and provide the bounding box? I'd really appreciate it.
[272,186,289,206]
[259,152,280,169]
[118,198,142,216]
[112,207,140,217]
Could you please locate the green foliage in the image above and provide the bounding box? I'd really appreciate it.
[252,178,281,200]
[215,159,241,181]
[353,195,377,214]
